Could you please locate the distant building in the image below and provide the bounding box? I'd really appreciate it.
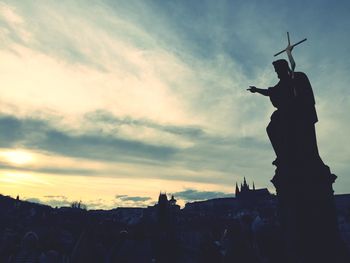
[183,179,274,217]
[155,192,180,210]
[158,193,179,226]
[144,192,180,224]
[235,177,271,201]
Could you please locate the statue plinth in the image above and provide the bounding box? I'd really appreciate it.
[271,161,348,262]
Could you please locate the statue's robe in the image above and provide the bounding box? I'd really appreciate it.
[293,72,321,164]
[266,72,320,165]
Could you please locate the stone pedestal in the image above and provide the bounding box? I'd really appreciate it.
[271,162,349,262]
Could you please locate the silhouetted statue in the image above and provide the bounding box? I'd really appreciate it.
[248,38,350,262]
[248,59,321,168]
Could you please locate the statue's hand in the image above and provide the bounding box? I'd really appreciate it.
[247,86,257,93]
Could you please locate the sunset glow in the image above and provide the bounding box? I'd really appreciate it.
[0,150,35,165]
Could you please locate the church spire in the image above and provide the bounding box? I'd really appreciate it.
[243,177,249,190]
[235,182,240,196]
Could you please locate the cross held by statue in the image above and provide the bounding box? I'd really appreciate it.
[274,32,307,73]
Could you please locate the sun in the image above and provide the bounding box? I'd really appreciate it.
[0,149,35,165]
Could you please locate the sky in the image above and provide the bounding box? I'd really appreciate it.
[0,0,349,209]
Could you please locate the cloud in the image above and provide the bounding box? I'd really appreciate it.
[0,161,97,176]
[83,199,108,210]
[0,2,32,44]
[0,111,272,187]
[43,195,67,199]
[115,194,128,199]
[26,196,70,209]
[26,197,42,204]
[0,1,199,129]
[0,108,275,193]
[45,198,71,208]
[114,194,153,207]
[173,188,232,202]
[115,195,152,202]
[25,195,105,210]
[84,110,204,139]
[0,113,178,163]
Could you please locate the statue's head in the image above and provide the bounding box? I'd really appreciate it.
[272,59,291,80]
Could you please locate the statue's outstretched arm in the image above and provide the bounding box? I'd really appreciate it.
[247,86,270,96]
